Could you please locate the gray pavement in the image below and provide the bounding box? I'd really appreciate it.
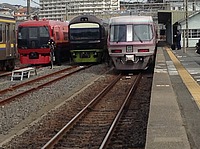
[145,46,200,149]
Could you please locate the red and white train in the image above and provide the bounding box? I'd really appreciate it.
[107,15,157,70]
[17,19,69,66]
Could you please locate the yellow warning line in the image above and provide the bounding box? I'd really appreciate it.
[166,47,200,108]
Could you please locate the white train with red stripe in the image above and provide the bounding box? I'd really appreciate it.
[108,15,157,70]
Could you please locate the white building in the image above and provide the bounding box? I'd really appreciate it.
[39,0,120,20]
[178,12,200,47]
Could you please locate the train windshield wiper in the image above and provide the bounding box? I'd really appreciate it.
[116,33,125,43]
[134,31,143,43]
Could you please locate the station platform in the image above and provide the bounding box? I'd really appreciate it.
[145,45,200,149]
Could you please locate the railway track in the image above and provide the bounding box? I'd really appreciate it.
[41,73,142,148]
[104,72,153,149]
[0,65,91,105]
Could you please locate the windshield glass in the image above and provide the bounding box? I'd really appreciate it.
[110,25,126,42]
[18,26,50,48]
[110,24,153,42]
[70,23,100,40]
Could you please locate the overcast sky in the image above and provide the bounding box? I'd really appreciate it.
[0,0,39,7]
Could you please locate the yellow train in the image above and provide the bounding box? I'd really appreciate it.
[0,14,16,71]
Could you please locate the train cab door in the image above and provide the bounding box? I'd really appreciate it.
[5,23,12,57]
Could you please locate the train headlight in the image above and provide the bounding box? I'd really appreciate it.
[21,47,27,49]
[138,49,149,52]
[41,45,46,48]
[93,52,98,58]
[94,52,97,56]
[72,52,76,58]
[111,49,122,53]
[139,57,144,62]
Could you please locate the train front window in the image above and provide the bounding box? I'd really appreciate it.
[29,28,37,39]
[133,25,153,41]
[110,24,153,42]
[18,26,50,48]
[70,23,100,40]
[110,25,126,42]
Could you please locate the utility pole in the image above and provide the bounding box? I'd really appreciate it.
[65,3,69,21]
[27,0,31,20]
[183,0,188,53]
[185,0,189,48]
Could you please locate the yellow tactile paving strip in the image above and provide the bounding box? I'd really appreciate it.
[166,47,200,109]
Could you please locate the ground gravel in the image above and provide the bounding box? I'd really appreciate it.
[0,63,110,137]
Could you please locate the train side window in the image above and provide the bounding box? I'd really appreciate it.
[63,32,68,40]
[56,32,60,40]
[12,25,16,43]
[6,24,10,41]
[0,24,2,42]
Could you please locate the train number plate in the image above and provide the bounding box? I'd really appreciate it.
[126,46,133,52]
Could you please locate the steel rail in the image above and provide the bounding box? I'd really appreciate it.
[0,66,78,94]
[0,65,91,105]
[0,65,32,77]
[99,73,142,149]
[41,74,122,149]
